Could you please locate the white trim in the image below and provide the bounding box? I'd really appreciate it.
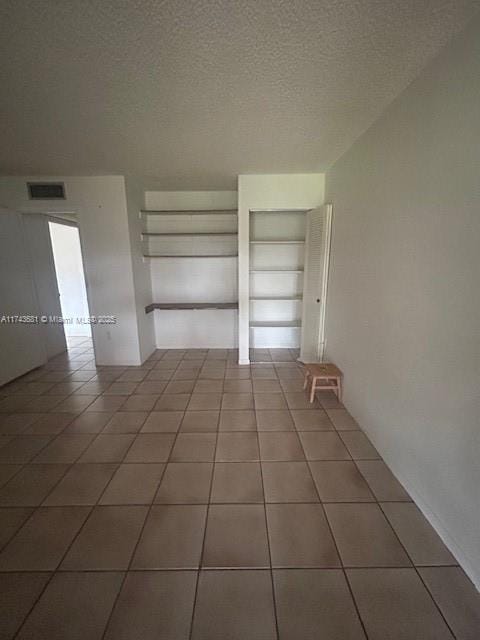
[318,203,333,361]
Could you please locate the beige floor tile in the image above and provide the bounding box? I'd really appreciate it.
[216,432,259,462]
[100,463,164,504]
[0,463,22,487]
[141,411,183,432]
[134,380,168,394]
[211,463,263,503]
[340,431,380,459]
[64,412,113,433]
[102,412,148,433]
[419,566,480,640]
[104,571,197,640]
[291,409,334,431]
[0,413,43,435]
[124,433,175,462]
[255,410,294,431]
[23,413,76,435]
[187,393,222,411]
[155,463,213,503]
[254,393,287,410]
[132,505,207,568]
[309,461,374,502]
[154,394,190,411]
[165,379,196,394]
[16,572,123,640]
[267,504,340,568]
[79,434,135,463]
[171,433,216,462]
[0,506,90,570]
[325,503,411,567]
[381,502,457,565]
[285,392,321,410]
[219,410,256,431]
[0,507,33,548]
[262,461,318,502]
[0,464,68,506]
[191,570,276,640]
[222,393,254,410]
[203,504,269,568]
[326,409,360,430]
[61,505,147,569]
[355,460,411,501]
[103,382,137,395]
[44,463,117,505]
[0,572,51,640]
[33,434,94,463]
[223,379,253,393]
[258,432,304,461]
[180,410,219,432]
[51,395,97,414]
[193,379,224,393]
[252,379,283,393]
[0,435,52,463]
[120,394,158,412]
[273,569,366,639]
[299,431,350,460]
[86,396,126,412]
[347,568,454,639]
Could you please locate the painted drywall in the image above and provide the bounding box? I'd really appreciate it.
[325,17,480,586]
[0,176,144,365]
[238,174,325,363]
[0,210,48,384]
[124,177,155,361]
[49,222,91,338]
[22,215,67,357]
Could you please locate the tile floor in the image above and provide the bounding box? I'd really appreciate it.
[0,337,479,639]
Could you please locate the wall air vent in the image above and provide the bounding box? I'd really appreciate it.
[27,182,65,200]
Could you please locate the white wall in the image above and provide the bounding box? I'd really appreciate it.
[49,222,91,338]
[22,214,67,358]
[325,17,480,587]
[238,174,325,362]
[0,211,48,384]
[124,177,155,361]
[0,176,145,365]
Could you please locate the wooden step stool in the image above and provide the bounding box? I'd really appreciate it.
[303,363,343,403]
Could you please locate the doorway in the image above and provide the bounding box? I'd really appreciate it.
[48,221,91,338]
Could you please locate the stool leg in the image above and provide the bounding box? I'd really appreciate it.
[309,377,316,403]
[338,377,343,401]
[303,371,310,390]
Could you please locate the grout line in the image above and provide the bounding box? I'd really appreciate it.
[187,361,225,640]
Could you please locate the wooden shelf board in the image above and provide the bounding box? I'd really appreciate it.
[250,240,304,244]
[144,254,238,258]
[141,214,238,216]
[143,232,237,237]
[146,302,238,313]
[250,321,302,328]
[250,296,303,301]
[249,268,304,273]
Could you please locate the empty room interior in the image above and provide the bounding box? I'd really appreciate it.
[1,1,480,639]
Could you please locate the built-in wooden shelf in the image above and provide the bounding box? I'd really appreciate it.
[249,268,304,273]
[142,209,237,216]
[144,254,238,258]
[250,320,302,327]
[250,240,304,245]
[250,296,303,301]
[143,232,237,237]
[146,302,238,313]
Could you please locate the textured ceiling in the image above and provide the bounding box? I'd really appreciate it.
[0,0,478,188]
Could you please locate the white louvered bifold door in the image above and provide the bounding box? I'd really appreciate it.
[300,204,332,362]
